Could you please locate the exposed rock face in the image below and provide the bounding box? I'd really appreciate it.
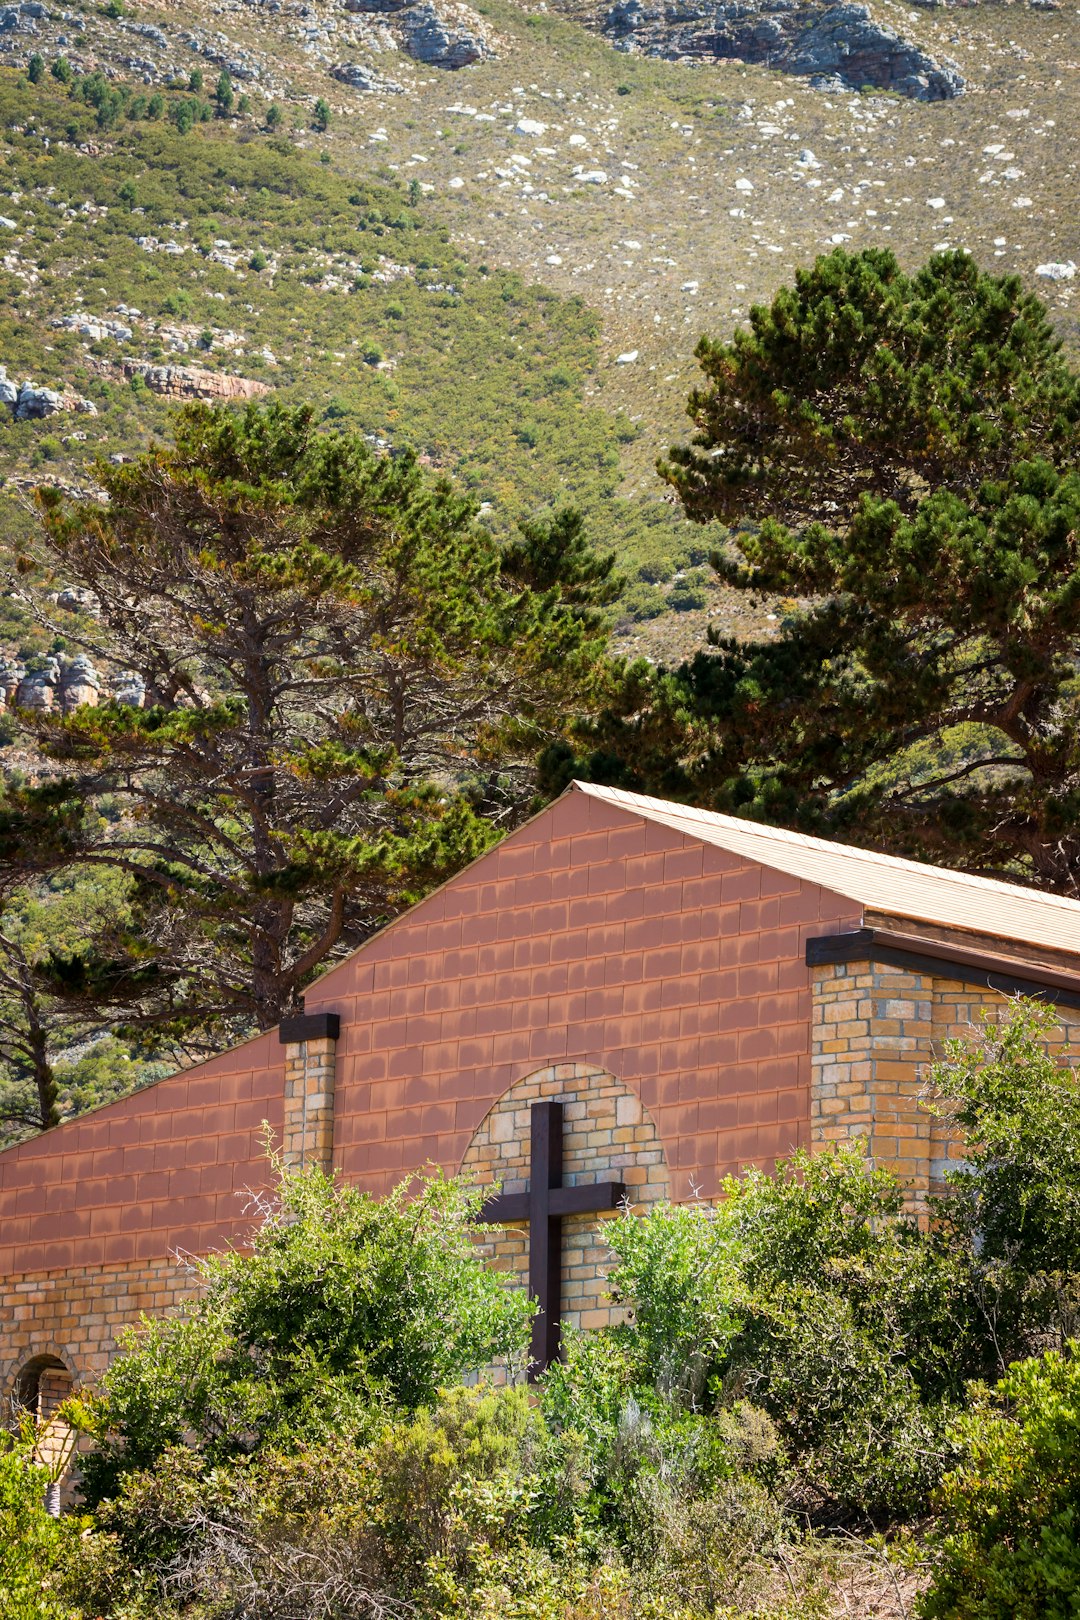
[122,362,270,402]
[343,0,496,67]
[398,2,493,66]
[599,0,963,99]
[0,651,149,714]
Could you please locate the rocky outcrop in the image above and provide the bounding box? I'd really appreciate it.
[0,366,98,420]
[0,654,146,714]
[342,0,496,67]
[54,586,102,618]
[121,362,270,402]
[598,0,963,99]
[399,3,493,66]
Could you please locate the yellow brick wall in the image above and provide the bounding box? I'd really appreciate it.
[1,1253,202,1410]
[460,1063,671,1335]
[810,959,1080,1210]
[282,1036,337,1171]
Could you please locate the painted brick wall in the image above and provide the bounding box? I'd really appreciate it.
[0,1030,284,1400]
[314,788,861,1202]
[1,786,862,1399]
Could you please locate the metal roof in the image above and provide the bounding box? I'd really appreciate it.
[573,783,1080,958]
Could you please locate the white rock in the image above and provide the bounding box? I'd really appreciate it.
[448,177,465,189]
[615,349,638,364]
[1036,260,1076,281]
[568,133,587,147]
[1012,197,1033,209]
[545,253,563,264]
[927,197,946,209]
[513,117,547,136]
[796,149,821,168]
[0,216,16,229]
[575,168,608,184]
[735,177,753,193]
[681,280,699,291]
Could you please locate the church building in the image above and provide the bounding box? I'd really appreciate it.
[4,781,1080,1412]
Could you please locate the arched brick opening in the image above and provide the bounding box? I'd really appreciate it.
[9,1351,75,1422]
[460,1061,671,1335]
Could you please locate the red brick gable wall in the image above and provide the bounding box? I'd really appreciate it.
[0,1030,283,1282]
[309,788,862,1201]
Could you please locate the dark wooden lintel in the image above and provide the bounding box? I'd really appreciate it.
[806,929,1080,1011]
[278,1012,341,1044]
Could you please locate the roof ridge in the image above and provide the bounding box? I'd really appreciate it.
[572,782,1080,918]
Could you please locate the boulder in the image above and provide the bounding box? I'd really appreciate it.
[111,670,146,708]
[12,380,97,420]
[331,61,405,90]
[1036,260,1077,281]
[59,655,101,713]
[55,585,101,617]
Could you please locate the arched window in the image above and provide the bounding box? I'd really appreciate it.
[12,1353,74,1423]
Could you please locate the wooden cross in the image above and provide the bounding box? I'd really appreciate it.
[478,1099,626,1377]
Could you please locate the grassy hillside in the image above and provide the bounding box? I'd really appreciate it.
[0,0,1076,659]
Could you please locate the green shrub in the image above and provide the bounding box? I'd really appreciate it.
[27,53,44,84]
[920,1347,1080,1620]
[312,97,331,132]
[76,1164,533,1508]
[0,1432,80,1620]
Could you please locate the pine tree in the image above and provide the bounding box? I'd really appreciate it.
[562,250,1080,893]
[11,402,614,1043]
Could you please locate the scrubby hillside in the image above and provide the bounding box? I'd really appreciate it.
[0,0,1076,660]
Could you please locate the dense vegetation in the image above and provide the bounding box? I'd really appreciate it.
[558,249,1080,893]
[2,1004,1078,1618]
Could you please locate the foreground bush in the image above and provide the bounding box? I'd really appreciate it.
[77,1165,533,1511]
[920,1347,1080,1620]
[53,1002,1080,1617]
[0,1431,79,1620]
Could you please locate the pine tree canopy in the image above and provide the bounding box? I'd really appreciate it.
[557,249,1080,895]
[8,401,615,1042]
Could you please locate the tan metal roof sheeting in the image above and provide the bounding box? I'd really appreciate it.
[573,782,1080,958]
